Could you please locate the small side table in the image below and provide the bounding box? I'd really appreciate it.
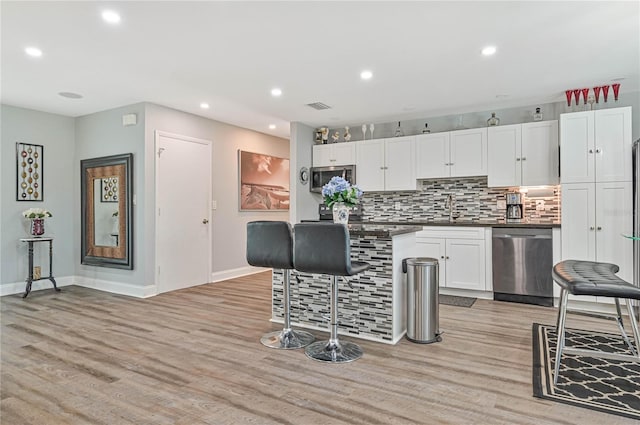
[20,237,60,298]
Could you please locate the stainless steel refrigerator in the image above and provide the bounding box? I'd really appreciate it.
[634,139,640,310]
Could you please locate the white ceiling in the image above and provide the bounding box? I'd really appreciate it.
[2,1,639,139]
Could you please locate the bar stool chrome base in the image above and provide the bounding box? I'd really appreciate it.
[261,328,315,350]
[305,339,363,363]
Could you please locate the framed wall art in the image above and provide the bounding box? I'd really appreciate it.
[238,150,290,211]
[16,142,44,201]
[100,177,119,202]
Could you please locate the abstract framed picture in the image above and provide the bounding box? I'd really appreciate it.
[16,142,44,201]
[238,150,290,211]
[100,177,119,202]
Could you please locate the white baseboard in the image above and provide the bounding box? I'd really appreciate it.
[211,266,268,283]
[0,276,74,297]
[74,276,156,298]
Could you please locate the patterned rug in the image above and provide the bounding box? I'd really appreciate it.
[439,294,476,308]
[532,323,640,420]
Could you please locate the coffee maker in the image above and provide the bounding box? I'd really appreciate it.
[506,192,524,221]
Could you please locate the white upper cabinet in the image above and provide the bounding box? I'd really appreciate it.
[449,128,488,177]
[312,143,356,167]
[356,136,416,192]
[416,128,487,179]
[487,120,558,187]
[416,132,449,178]
[560,106,632,183]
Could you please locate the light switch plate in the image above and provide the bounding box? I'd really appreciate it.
[497,200,506,210]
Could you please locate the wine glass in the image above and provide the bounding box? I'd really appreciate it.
[593,86,602,104]
[565,90,573,108]
[602,85,610,103]
[612,83,621,102]
[369,124,375,139]
[362,124,367,140]
[581,88,590,106]
[573,89,581,111]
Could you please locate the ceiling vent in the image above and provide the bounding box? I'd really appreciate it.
[306,102,331,110]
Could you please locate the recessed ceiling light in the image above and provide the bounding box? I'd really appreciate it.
[271,88,282,97]
[58,92,83,99]
[25,47,42,57]
[200,102,210,109]
[360,70,373,80]
[269,124,276,130]
[481,46,497,56]
[102,10,121,24]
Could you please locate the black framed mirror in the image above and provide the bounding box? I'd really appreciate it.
[81,153,133,269]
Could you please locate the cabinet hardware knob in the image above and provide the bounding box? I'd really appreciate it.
[521,157,526,161]
[203,219,209,224]
[597,226,602,230]
[590,226,595,230]
[596,148,602,154]
[446,256,450,259]
[440,256,445,259]
[516,158,521,161]
[589,149,594,154]
[449,163,454,166]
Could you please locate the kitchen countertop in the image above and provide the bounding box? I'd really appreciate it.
[347,223,423,237]
[352,220,560,229]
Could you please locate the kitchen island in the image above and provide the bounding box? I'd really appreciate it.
[271,223,421,345]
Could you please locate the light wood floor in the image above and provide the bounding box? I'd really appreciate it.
[1,272,636,425]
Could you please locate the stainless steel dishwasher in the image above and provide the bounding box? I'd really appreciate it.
[492,228,553,307]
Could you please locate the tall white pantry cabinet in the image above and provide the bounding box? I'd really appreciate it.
[560,107,633,291]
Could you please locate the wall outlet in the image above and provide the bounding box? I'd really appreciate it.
[496,200,506,210]
[33,266,41,280]
[536,200,545,211]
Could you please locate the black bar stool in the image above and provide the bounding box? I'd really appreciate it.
[293,223,370,363]
[247,221,314,350]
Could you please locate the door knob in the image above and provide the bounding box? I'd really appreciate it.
[202,219,209,224]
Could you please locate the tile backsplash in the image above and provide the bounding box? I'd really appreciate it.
[360,177,560,223]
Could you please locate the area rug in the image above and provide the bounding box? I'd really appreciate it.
[439,294,476,308]
[532,323,640,420]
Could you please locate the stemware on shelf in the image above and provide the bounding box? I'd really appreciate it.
[581,88,590,106]
[612,83,621,101]
[602,85,610,102]
[565,90,573,108]
[572,89,581,110]
[369,123,375,140]
[593,86,602,104]
[394,121,404,137]
[362,124,367,140]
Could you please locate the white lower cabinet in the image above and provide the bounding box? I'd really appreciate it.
[416,227,487,291]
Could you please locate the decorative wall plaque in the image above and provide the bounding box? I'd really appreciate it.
[16,143,43,201]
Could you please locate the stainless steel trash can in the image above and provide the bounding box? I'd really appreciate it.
[403,257,441,343]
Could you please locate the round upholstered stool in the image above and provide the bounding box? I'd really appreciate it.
[247,221,314,350]
[293,223,370,363]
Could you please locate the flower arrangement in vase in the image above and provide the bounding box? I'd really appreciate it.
[321,176,363,224]
[22,208,52,237]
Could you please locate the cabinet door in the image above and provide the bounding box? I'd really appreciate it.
[355,139,385,192]
[449,128,487,177]
[385,136,416,191]
[487,124,521,187]
[312,144,333,167]
[561,183,596,262]
[332,143,357,166]
[595,107,632,182]
[415,132,449,178]
[560,111,594,183]
[416,238,446,287]
[522,120,559,186]
[445,239,486,290]
[595,181,633,282]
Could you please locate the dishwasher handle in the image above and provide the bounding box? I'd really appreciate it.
[493,234,552,239]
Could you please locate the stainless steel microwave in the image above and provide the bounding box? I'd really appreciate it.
[310,165,356,193]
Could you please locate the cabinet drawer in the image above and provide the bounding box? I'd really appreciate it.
[417,226,485,240]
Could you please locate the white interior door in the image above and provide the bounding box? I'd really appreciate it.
[155,131,212,293]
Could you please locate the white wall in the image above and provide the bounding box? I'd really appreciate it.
[143,103,289,279]
[290,121,321,223]
[1,105,75,287]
